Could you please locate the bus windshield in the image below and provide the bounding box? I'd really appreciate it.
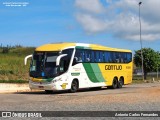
[30,52,59,78]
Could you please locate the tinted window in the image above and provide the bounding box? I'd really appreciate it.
[127,53,132,63]
[74,49,82,62]
[74,49,132,63]
[99,51,104,62]
[84,50,91,62]
[62,49,73,57]
[91,51,95,62]
[95,51,99,62]
[61,49,74,72]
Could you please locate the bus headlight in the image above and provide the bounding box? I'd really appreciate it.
[53,78,62,83]
[52,76,68,83]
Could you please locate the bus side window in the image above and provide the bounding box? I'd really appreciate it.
[104,52,109,62]
[91,51,95,62]
[95,51,100,62]
[116,52,124,63]
[110,52,115,63]
[99,51,104,62]
[124,53,128,63]
[81,50,85,62]
[108,52,112,63]
[115,52,119,63]
[127,53,132,63]
[74,49,82,63]
[85,50,91,62]
[120,53,125,63]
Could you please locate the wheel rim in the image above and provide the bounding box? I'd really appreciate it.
[118,78,123,88]
[71,81,78,91]
[119,80,123,86]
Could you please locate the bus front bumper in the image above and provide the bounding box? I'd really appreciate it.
[29,80,69,91]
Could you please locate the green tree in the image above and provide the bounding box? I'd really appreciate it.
[156,51,160,72]
[134,48,160,79]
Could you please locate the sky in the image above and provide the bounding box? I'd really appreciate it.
[0,0,160,52]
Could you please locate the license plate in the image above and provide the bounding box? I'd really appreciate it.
[39,86,44,88]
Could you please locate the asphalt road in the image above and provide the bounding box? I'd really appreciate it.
[0,82,160,120]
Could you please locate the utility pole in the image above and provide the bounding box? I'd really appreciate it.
[138,2,144,81]
[157,52,159,80]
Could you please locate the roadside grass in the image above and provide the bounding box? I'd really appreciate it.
[132,74,160,84]
[0,79,28,83]
[0,47,34,81]
[0,53,30,80]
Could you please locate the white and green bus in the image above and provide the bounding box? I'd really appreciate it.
[25,43,132,93]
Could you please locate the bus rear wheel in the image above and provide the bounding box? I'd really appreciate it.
[70,80,78,93]
[117,78,123,88]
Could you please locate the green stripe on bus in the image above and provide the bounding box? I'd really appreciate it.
[82,63,99,83]
[71,73,80,76]
[90,63,106,82]
[75,46,90,49]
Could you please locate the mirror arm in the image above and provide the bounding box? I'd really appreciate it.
[24,54,32,65]
[56,54,67,66]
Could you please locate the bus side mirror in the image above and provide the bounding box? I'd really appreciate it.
[56,54,67,66]
[24,54,32,65]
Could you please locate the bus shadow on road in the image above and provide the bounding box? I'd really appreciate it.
[15,89,104,95]
[14,87,129,95]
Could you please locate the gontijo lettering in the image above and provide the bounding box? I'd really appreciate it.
[105,65,122,70]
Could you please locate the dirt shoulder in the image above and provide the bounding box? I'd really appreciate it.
[0,83,31,93]
[0,82,160,95]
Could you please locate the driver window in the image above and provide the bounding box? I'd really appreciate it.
[59,56,68,73]
[61,48,73,73]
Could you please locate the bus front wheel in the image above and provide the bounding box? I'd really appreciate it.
[70,80,78,93]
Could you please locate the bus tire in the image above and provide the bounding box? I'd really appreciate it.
[70,80,78,93]
[117,77,123,88]
[108,77,118,89]
[45,90,53,94]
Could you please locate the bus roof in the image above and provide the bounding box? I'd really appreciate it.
[35,42,132,52]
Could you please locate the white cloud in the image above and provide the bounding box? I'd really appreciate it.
[75,0,160,41]
[75,0,105,14]
[76,13,110,33]
[124,34,160,41]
